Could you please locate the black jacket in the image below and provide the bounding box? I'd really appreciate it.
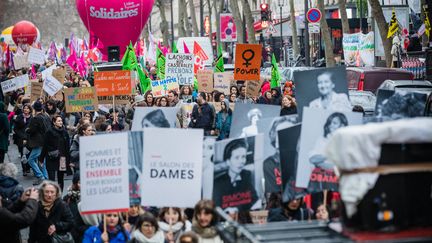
[280,106,297,116]
[26,112,51,148]
[0,199,39,243]
[191,102,214,132]
[29,198,74,243]
[13,114,32,147]
[40,126,70,172]
[267,206,310,222]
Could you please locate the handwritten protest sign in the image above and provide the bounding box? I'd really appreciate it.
[246,79,262,97]
[141,128,203,207]
[197,69,214,93]
[27,47,45,65]
[30,81,43,102]
[234,44,262,80]
[43,75,63,96]
[64,87,98,113]
[151,77,179,97]
[213,72,232,94]
[98,95,132,105]
[1,75,30,94]
[52,68,66,83]
[13,54,29,70]
[80,133,129,214]
[41,65,56,80]
[94,70,132,96]
[165,53,194,85]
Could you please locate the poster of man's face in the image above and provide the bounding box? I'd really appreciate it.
[296,107,363,191]
[229,103,281,138]
[375,89,427,120]
[293,66,351,118]
[131,107,180,131]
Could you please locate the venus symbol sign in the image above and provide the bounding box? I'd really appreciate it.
[76,0,154,60]
[307,8,322,23]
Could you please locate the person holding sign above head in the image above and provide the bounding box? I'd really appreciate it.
[83,212,130,243]
[129,212,164,243]
[309,71,351,111]
[191,200,223,243]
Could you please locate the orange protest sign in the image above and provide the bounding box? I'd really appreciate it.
[234,44,262,81]
[94,70,132,96]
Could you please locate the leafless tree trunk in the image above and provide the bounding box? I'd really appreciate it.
[206,0,213,43]
[241,0,256,44]
[156,0,170,46]
[188,0,199,36]
[230,0,244,43]
[317,0,336,67]
[339,0,350,34]
[369,0,392,67]
[184,3,192,36]
[178,0,187,37]
[289,0,299,57]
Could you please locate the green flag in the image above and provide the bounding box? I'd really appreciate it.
[121,42,138,70]
[214,45,225,73]
[172,42,178,54]
[137,66,152,93]
[270,53,281,89]
[193,77,198,92]
[156,47,165,80]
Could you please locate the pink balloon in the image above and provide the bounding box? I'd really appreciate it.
[76,0,154,60]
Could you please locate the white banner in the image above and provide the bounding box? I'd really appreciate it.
[141,128,203,208]
[41,65,56,80]
[27,47,45,65]
[43,75,63,96]
[165,53,194,85]
[13,54,30,70]
[359,32,375,67]
[343,32,375,67]
[80,133,130,214]
[1,75,30,94]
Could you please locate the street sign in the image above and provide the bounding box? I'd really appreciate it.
[308,23,320,34]
[266,22,277,34]
[307,8,322,23]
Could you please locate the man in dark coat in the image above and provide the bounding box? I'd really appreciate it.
[0,101,9,163]
[0,187,39,243]
[191,92,215,136]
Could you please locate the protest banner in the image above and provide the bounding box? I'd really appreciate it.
[246,79,262,97]
[197,69,214,93]
[98,95,132,105]
[141,128,203,208]
[43,75,63,96]
[80,133,130,214]
[41,65,56,80]
[94,70,132,96]
[234,44,262,80]
[52,68,67,83]
[64,87,98,113]
[165,53,194,85]
[30,81,43,102]
[1,74,30,94]
[213,72,232,94]
[27,47,45,65]
[151,77,179,97]
[13,53,29,70]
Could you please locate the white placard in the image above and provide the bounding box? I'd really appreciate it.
[13,54,30,70]
[27,47,45,65]
[141,128,203,208]
[43,75,63,96]
[165,53,194,85]
[41,65,56,80]
[80,133,130,214]
[1,75,30,94]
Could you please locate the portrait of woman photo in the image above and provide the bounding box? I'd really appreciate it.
[239,108,262,138]
[141,109,170,128]
[309,71,351,111]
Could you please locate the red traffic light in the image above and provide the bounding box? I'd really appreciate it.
[260,3,268,11]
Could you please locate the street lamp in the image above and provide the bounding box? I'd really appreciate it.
[278,0,284,65]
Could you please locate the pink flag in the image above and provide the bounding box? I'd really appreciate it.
[183,42,190,54]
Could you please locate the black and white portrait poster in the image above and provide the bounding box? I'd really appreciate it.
[278,124,307,203]
[131,107,180,131]
[296,107,363,192]
[375,89,427,120]
[212,135,264,211]
[293,66,352,118]
[128,131,143,205]
[257,115,298,195]
[229,103,281,138]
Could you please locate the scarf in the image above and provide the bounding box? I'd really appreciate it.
[131,229,165,243]
[41,200,55,217]
[158,221,184,233]
[23,113,30,123]
[191,219,218,239]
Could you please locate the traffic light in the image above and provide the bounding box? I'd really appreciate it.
[260,3,269,22]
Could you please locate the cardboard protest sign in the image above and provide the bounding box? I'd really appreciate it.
[64,87,98,113]
[1,75,30,94]
[94,70,132,96]
[213,72,232,94]
[80,133,130,214]
[98,95,132,105]
[30,81,43,102]
[151,77,179,97]
[43,75,63,96]
[234,44,262,80]
[141,128,203,208]
[165,53,194,85]
[52,68,66,83]
[13,54,29,70]
[197,69,214,93]
[41,65,56,80]
[27,47,45,65]
[131,107,180,130]
[296,107,362,191]
[246,79,262,97]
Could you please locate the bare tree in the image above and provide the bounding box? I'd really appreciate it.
[188,0,200,36]
[369,0,392,67]
[184,3,192,36]
[289,0,299,57]
[339,0,350,34]
[241,0,256,44]
[230,0,245,43]
[206,0,213,44]
[317,0,336,67]
[156,0,170,46]
[178,0,187,37]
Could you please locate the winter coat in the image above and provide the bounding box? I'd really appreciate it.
[191,102,214,133]
[13,113,32,147]
[0,101,9,151]
[40,126,70,172]
[280,106,297,116]
[0,198,38,243]
[69,134,80,168]
[29,198,74,243]
[0,176,24,208]
[83,224,130,243]
[215,111,232,140]
[26,112,51,148]
[257,96,272,105]
[63,188,87,243]
[267,206,310,222]
[271,88,282,106]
